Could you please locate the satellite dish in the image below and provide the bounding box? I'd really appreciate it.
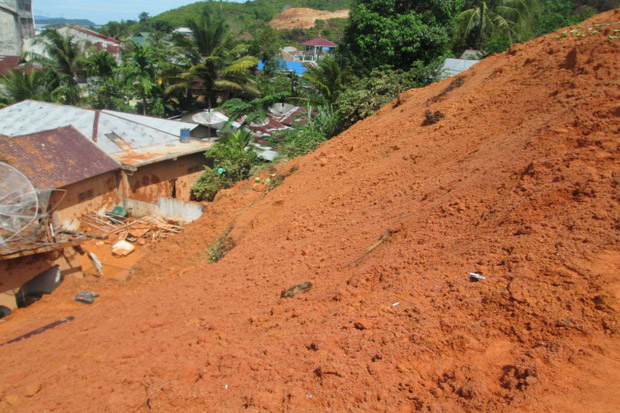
[192,110,229,129]
[0,162,39,247]
[270,103,295,116]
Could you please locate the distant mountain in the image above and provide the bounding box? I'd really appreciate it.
[34,16,97,27]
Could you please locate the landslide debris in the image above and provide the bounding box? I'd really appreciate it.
[1,10,619,412]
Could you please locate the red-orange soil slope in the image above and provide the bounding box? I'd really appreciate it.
[269,8,349,30]
[0,10,619,412]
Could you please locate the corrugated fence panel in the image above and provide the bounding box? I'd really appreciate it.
[122,197,204,223]
[156,197,204,223]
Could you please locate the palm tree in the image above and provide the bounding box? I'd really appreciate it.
[85,51,127,110]
[0,70,51,106]
[123,44,162,115]
[454,0,541,50]
[28,30,89,104]
[302,56,352,105]
[171,12,259,108]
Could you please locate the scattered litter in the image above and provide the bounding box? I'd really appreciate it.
[469,272,486,282]
[87,252,104,277]
[392,302,400,306]
[281,281,313,298]
[75,291,99,305]
[112,240,135,256]
[306,394,313,399]
[224,384,229,390]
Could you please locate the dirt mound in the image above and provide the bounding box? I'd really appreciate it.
[1,10,620,412]
[269,7,349,29]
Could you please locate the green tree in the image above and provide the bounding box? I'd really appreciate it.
[302,55,352,105]
[123,44,163,115]
[0,70,51,106]
[339,0,457,72]
[454,0,541,51]
[172,11,259,108]
[191,129,262,201]
[85,51,128,110]
[28,30,89,104]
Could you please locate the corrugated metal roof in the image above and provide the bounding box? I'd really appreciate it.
[440,58,480,78]
[0,126,119,189]
[301,37,337,47]
[0,100,204,159]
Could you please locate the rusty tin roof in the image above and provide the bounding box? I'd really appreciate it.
[0,126,119,189]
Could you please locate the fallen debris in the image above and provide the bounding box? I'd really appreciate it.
[112,240,135,257]
[0,316,75,347]
[345,230,395,268]
[281,281,313,298]
[74,291,99,305]
[469,272,486,282]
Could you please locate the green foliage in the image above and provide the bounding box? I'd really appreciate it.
[0,70,52,106]
[279,105,339,158]
[28,30,90,105]
[335,65,437,130]
[84,51,129,110]
[169,11,259,108]
[152,0,352,31]
[339,0,457,72]
[534,0,598,36]
[302,55,352,105]
[192,167,224,201]
[192,129,263,201]
[207,226,235,263]
[454,0,542,52]
[218,92,292,128]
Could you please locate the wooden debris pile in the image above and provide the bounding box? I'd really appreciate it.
[78,213,184,243]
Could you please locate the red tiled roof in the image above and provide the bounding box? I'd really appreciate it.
[300,37,337,47]
[0,55,21,76]
[71,25,121,44]
[0,126,119,189]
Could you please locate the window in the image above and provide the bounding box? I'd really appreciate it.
[78,189,94,202]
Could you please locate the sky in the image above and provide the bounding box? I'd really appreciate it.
[35,0,246,25]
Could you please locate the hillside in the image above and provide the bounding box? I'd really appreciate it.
[152,0,351,28]
[269,8,349,29]
[0,9,619,412]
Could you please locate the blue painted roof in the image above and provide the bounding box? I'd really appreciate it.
[257,58,306,75]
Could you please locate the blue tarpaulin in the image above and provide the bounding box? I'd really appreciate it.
[257,58,307,75]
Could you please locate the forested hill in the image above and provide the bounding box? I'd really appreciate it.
[152,0,352,28]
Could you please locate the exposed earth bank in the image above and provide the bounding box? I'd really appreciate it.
[1,10,619,412]
[269,7,349,30]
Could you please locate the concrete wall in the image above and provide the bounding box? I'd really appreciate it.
[50,171,120,231]
[0,6,20,55]
[123,196,205,223]
[125,153,209,202]
[0,247,82,310]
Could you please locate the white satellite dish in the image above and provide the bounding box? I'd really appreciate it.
[192,110,229,129]
[0,162,39,247]
[270,103,295,116]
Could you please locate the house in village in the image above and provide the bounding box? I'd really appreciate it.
[0,102,217,312]
[0,100,214,229]
[24,24,122,61]
[0,126,119,311]
[298,37,338,62]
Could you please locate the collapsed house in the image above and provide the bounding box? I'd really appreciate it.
[0,102,215,310]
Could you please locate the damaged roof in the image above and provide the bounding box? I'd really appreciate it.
[0,126,119,189]
[0,100,211,165]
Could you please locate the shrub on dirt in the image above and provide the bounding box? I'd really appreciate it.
[192,129,263,201]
